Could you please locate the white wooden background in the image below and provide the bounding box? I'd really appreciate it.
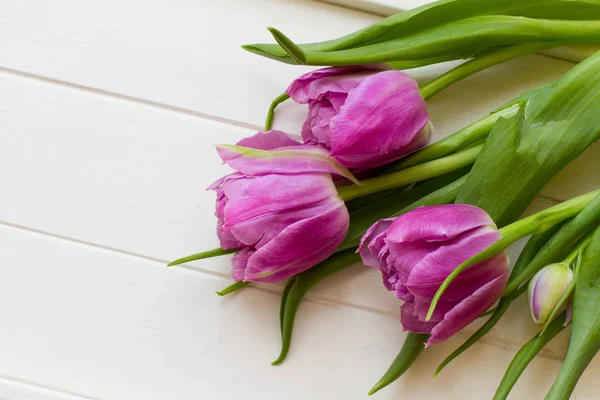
[2,0,600,399]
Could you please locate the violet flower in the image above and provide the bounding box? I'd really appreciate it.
[359,204,509,345]
[210,131,353,283]
[286,66,431,169]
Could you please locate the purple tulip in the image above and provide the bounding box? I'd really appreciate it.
[209,131,351,283]
[286,66,431,169]
[358,205,509,345]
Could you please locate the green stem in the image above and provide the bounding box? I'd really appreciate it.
[426,189,600,321]
[505,192,600,295]
[216,281,250,296]
[564,234,592,265]
[368,333,429,395]
[337,145,481,202]
[419,43,556,100]
[385,104,520,173]
[167,247,236,267]
[264,93,289,131]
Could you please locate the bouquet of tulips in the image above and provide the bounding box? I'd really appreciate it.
[170,0,600,398]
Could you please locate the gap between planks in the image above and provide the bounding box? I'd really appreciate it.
[0,66,263,133]
[0,218,567,363]
[0,374,99,400]
[0,63,569,337]
[0,218,396,319]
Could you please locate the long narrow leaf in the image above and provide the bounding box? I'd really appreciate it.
[244,0,600,64]
[546,226,600,399]
[493,314,567,400]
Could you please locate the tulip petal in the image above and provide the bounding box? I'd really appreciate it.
[358,218,394,269]
[241,200,350,283]
[236,130,302,150]
[414,299,457,323]
[401,303,438,334]
[216,144,359,184]
[427,272,509,345]
[386,204,496,244]
[329,70,429,169]
[404,228,506,302]
[286,66,380,103]
[222,173,338,234]
[231,247,254,282]
[210,173,245,249]
[301,96,346,146]
[230,197,343,249]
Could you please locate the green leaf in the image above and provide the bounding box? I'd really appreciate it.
[272,250,361,365]
[216,281,250,296]
[456,50,600,226]
[546,227,600,399]
[167,247,236,267]
[384,107,518,173]
[382,79,552,175]
[266,27,306,64]
[279,277,297,335]
[244,0,600,64]
[296,17,600,66]
[368,333,429,395]
[493,313,567,400]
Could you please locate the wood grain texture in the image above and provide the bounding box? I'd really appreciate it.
[0,0,379,131]
[0,59,597,359]
[2,0,600,398]
[0,376,93,400]
[3,223,599,400]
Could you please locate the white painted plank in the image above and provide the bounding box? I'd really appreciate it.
[3,0,595,133]
[0,69,596,353]
[0,377,93,400]
[2,0,599,398]
[1,223,595,400]
[0,0,380,130]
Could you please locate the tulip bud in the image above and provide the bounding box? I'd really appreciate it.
[359,204,510,345]
[528,263,574,325]
[209,132,352,283]
[286,66,431,169]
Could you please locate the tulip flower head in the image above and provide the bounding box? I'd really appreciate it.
[528,263,574,325]
[286,66,431,169]
[359,204,510,345]
[210,131,353,283]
